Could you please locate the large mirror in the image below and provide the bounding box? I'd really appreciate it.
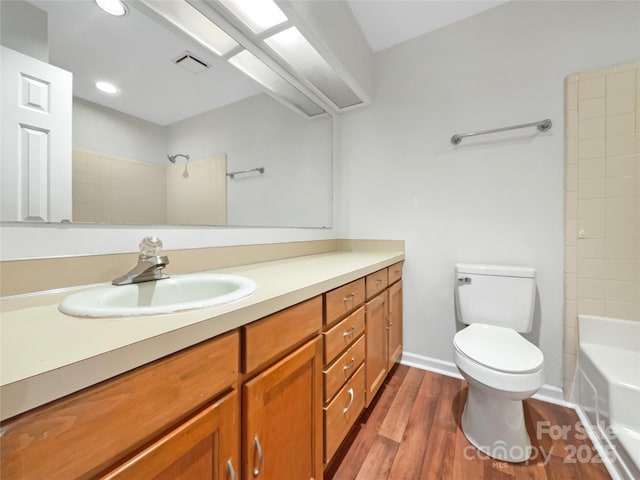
[1,0,333,228]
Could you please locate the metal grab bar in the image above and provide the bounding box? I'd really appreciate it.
[226,167,265,179]
[451,119,552,145]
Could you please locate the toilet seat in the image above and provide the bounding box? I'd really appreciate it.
[454,323,543,373]
[454,324,544,393]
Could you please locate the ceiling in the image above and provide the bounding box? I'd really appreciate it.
[347,0,509,52]
[30,0,509,125]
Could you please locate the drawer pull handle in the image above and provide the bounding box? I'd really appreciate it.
[343,294,355,302]
[376,279,383,284]
[343,357,355,372]
[343,388,354,414]
[253,435,263,477]
[343,326,355,338]
[227,458,237,480]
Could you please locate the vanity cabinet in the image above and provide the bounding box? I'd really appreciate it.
[364,262,404,406]
[0,258,404,480]
[322,281,367,465]
[388,279,403,367]
[241,297,323,480]
[102,390,238,480]
[0,331,240,480]
[364,289,389,406]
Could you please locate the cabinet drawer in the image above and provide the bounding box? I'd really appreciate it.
[388,261,404,285]
[323,306,365,364]
[365,269,388,300]
[243,296,322,374]
[324,364,365,463]
[325,278,365,325]
[0,331,239,480]
[324,335,365,402]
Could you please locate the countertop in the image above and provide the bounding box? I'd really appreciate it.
[0,250,403,421]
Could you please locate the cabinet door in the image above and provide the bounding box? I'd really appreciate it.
[243,337,322,480]
[102,390,239,480]
[365,291,388,406]
[388,280,403,368]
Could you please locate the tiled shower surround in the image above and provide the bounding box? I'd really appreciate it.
[73,151,227,225]
[564,61,640,400]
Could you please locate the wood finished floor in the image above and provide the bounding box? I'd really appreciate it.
[326,365,611,480]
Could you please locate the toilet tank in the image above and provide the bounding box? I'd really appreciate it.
[455,263,536,333]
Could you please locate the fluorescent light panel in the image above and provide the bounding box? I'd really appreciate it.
[218,0,287,34]
[265,27,362,109]
[140,0,238,56]
[228,50,324,116]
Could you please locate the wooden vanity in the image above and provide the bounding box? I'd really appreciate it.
[0,254,403,480]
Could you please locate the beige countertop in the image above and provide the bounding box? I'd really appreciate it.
[0,250,403,421]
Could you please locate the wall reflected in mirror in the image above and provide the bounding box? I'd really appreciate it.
[1,0,332,228]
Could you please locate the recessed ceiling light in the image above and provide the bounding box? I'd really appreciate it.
[96,0,127,17]
[95,81,119,95]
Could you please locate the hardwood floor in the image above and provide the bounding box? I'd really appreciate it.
[326,365,611,480]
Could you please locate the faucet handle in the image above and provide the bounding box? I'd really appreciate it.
[139,236,163,256]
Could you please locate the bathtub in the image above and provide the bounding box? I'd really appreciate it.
[577,315,640,480]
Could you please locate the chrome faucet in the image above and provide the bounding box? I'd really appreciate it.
[112,236,170,286]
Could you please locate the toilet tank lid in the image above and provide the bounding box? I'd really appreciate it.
[455,264,536,278]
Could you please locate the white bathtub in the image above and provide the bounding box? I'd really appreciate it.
[577,315,640,480]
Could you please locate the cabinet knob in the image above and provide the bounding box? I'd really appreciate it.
[343,294,355,302]
[343,326,355,338]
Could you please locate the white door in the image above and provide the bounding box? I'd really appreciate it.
[1,46,72,222]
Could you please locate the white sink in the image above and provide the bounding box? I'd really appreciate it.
[59,274,257,318]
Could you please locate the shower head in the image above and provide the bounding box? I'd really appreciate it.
[167,153,190,163]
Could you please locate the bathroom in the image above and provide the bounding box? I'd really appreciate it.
[1,0,638,479]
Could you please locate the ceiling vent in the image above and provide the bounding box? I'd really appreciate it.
[172,51,210,73]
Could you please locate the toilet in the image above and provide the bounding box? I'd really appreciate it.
[453,263,544,463]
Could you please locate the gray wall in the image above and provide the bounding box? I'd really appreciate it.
[168,93,332,228]
[0,0,48,62]
[73,98,168,165]
[337,0,640,388]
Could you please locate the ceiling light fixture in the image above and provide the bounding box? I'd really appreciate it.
[218,0,287,34]
[265,26,362,109]
[139,0,238,56]
[95,0,127,17]
[228,49,323,116]
[95,81,119,95]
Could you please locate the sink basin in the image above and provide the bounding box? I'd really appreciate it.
[59,274,257,318]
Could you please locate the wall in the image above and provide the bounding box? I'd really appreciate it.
[166,154,227,225]
[167,93,333,227]
[0,0,48,62]
[564,61,640,400]
[73,150,166,225]
[337,0,640,391]
[73,98,168,166]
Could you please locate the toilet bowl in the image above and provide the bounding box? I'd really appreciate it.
[453,264,544,463]
[454,323,544,462]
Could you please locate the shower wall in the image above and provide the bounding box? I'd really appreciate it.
[73,149,166,224]
[564,60,640,400]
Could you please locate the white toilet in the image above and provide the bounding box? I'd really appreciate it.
[453,263,544,463]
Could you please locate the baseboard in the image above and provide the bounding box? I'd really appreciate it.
[400,352,463,380]
[400,351,573,408]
